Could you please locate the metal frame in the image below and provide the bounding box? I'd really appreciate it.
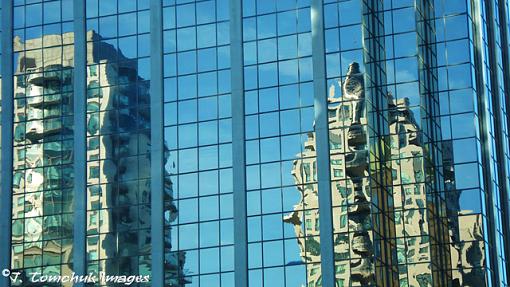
[230,0,248,286]
[484,0,510,283]
[470,0,501,285]
[311,1,336,286]
[73,0,87,285]
[150,0,165,285]
[497,0,510,280]
[0,1,14,286]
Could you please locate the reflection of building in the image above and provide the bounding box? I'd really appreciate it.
[442,140,486,287]
[389,97,438,287]
[285,63,448,287]
[283,129,322,286]
[84,30,153,279]
[83,30,183,284]
[450,213,485,286]
[1,1,510,287]
[9,31,182,285]
[11,33,75,285]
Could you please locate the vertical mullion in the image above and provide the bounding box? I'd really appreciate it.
[150,0,164,286]
[230,0,248,286]
[497,0,510,280]
[73,0,87,284]
[0,1,13,286]
[485,0,509,283]
[470,0,501,285]
[310,0,335,286]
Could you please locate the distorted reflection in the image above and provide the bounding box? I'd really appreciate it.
[443,143,486,287]
[285,62,450,287]
[83,26,185,282]
[11,31,75,284]
[85,29,152,277]
[328,62,376,286]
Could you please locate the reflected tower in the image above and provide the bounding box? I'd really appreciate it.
[11,32,75,285]
[285,62,450,287]
[9,30,183,285]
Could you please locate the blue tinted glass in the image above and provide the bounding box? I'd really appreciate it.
[177,4,196,27]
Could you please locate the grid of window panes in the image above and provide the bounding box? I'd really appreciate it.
[10,0,75,284]
[478,1,508,285]
[505,1,510,283]
[162,0,234,286]
[492,1,510,284]
[383,0,449,285]
[416,1,452,285]
[324,0,398,285]
[242,1,318,286]
[508,0,510,63]
[434,0,490,285]
[84,0,152,283]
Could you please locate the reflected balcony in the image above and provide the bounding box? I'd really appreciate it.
[27,85,43,98]
[25,119,63,141]
[45,94,62,105]
[27,69,62,87]
[26,96,44,107]
[25,121,44,140]
[26,109,43,120]
[345,150,368,176]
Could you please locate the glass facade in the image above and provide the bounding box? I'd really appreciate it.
[0,0,509,287]
[242,1,318,286]
[10,0,75,284]
[162,0,234,286]
[84,0,153,283]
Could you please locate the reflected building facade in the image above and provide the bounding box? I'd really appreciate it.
[7,26,182,287]
[285,62,448,286]
[1,0,510,287]
[10,6,76,285]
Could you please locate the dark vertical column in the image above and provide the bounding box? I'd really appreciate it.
[418,1,450,284]
[73,0,87,284]
[0,1,13,286]
[230,0,248,286]
[496,0,510,280]
[310,1,335,286]
[150,0,164,286]
[470,0,500,284]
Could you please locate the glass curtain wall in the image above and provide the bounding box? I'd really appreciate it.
[162,0,234,286]
[84,0,153,283]
[434,1,487,285]
[242,0,318,286]
[434,0,508,286]
[324,0,399,286]
[10,0,75,284]
[476,0,508,285]
[382,0,450,286]
[1,0,510,287]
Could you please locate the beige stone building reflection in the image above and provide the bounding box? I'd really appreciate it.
[442,141,486,287]
[10,31,182,286]
[11,32,75,286]
[284,62,453,287]
[84,29,181,284]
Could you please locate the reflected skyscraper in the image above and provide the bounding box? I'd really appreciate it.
[10,27,76,286]
[8,28,183,285]
[1,0,510,287]
[285,62,449,286]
